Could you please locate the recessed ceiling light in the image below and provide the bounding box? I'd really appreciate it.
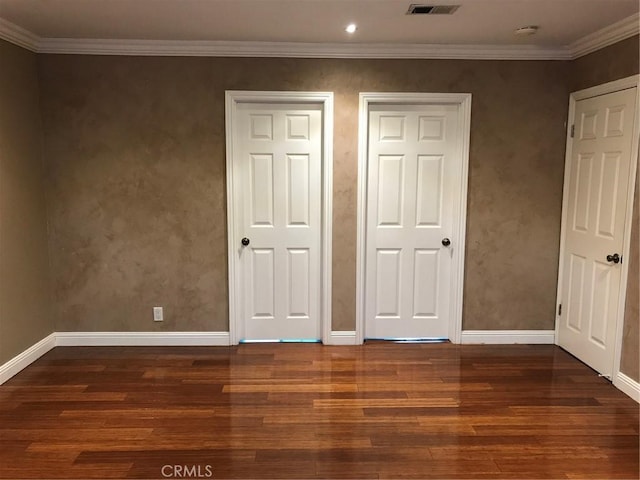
[515,25,539,36]
[345,23,357,34]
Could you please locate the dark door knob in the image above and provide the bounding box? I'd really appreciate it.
[241,237,250,246]
[442,238,451,247]
[606,253,620,264]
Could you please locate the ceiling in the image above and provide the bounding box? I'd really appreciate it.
[0,0,637,47]
[0,0,638,60]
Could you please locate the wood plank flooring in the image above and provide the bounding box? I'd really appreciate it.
[0,343,637,479]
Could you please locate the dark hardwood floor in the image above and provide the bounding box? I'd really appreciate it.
[0,343,637,479]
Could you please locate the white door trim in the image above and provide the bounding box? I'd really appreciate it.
[225,91,333,345]
[555,74,639,378]
[356,92,472,345]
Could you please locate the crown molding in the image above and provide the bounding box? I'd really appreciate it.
[569,12,640,58]
[0,14,637,60]
[0,17,39,51]
[36,38,572,60]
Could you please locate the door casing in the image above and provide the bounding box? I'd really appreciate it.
[356,93,472,344]
[225,91,333,345]
[555,75,640,379]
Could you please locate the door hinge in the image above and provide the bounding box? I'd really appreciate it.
[570,125,575,138]
[558,304,562,316]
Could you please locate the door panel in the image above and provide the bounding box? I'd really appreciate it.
[377,155,405,226]
[558,87,637,376]
[287,248,310,317]
[566,253,586,333]
[250,154,274,226]
[572,154,593,232]
[235,103,322,341]
[251,249,275,318]
[365,104,461,339]
[376,249,402,317]
[413,249,439,317]
[416,155,443,226]
[287,155,310,226]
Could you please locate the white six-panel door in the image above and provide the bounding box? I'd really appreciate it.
[364,102,466,339]
[557,86,638,376]
[233,102,323,341]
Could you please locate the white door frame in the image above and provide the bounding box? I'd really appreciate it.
[355,92,472,344]
[225,91,333,345]
[555,74,639,380]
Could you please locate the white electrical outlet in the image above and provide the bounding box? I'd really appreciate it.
[153,306,163,322]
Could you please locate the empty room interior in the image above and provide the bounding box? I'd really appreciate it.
[0,0,639,479]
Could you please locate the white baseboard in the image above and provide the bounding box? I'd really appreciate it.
[0,333,56,385]
[0,331,231,385]
[326,331,358,345]
[55,331,231,347]
[3,330,637,405]
[614,371,640,403]
[461,330,556,344]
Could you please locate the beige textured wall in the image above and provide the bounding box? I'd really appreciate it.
[622,173,639,382]
[570,35,639,92]
[0,40,51,364]
[39,55,569,333]
[570,35,639,382]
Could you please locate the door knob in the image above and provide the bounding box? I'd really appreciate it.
[241,237,250,246]
[441,238,451,247]
[606,253,620,264]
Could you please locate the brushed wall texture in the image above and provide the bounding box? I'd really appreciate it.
[0,40,51,364]
[621,173,639,382]
[570,35,639,382]
[39,55,570,333]
[570,35,639,92]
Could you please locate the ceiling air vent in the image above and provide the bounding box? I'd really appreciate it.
[406,4,460,15]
